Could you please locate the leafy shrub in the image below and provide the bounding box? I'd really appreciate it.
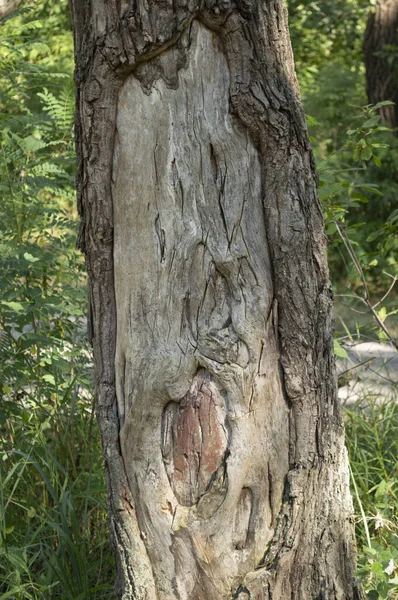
[0,3,115,598]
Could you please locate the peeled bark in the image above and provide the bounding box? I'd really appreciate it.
[364,0,398,131]
[69,1,363,598]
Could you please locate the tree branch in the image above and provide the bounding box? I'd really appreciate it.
[334,219,398,351]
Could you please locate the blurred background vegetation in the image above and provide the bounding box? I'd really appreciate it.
[0,1,396,598]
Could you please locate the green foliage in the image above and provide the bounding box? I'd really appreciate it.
[0,0,397,599]
[318,102,396,255]
[288,0,369,138]
[314,86,398,600]
[0,3,115,598]
[288,0,370,71]
[289,4,398,597]
[314,103,397,349]
[290,2,398,303]
[346,398,398,599]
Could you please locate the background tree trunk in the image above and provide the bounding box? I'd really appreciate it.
[364,0,398,131]
[69,0,363,598]
[0,0,24,19]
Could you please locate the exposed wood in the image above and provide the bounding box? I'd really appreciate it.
[69,0,363,597]
[113,25,288,595]
[364,0,398,131]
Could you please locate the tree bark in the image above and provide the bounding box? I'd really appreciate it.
[69,1,363,598]
[364,0,398,131]
[0,0,24,19]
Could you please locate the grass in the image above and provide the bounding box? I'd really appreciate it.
[1,353,397,599]
[0,2,396,599]
[334,296,398,343]
[345,387,398,599]
[0,376,116,599]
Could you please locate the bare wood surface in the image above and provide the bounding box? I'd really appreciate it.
[69,0,363,597]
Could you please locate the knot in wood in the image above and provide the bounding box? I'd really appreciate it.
[161,369,228,506]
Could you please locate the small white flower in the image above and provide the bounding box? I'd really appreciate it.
[385,559,395,576]
[375,512,384,530]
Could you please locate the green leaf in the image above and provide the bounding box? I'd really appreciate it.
[351,192,368,203]
[42,374,55,385]
[371,562,386,578]
[360,147,373,161]
[362,116,380,128]
[306,115,321,127]
[1,301,24,313]
[356,185,383,196]
[23,252,39,262]
[334,339,348,359]
[27,507,36,519]
[373,100,395,110]
[326,223,337,235]
[377,307,387,323]
[367,231,383,242]
[375,479,387,498]
[5,550,28,574]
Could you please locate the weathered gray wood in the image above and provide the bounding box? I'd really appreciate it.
[69,0,364,597]
[113,24,288,597]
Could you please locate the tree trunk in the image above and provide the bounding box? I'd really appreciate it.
[69,1,363,598]
[364,0,398,131]
[0,0,24,19]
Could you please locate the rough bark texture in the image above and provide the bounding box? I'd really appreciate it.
[364,0,398,131]
[69,1,363,598]
[0,0,24,19]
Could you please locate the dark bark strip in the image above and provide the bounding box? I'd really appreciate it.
[69,0,363,598]
[364,0,398,131]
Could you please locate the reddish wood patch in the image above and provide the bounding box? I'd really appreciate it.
[162,370,228,506]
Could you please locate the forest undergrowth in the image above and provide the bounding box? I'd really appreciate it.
[0,1,397,598]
